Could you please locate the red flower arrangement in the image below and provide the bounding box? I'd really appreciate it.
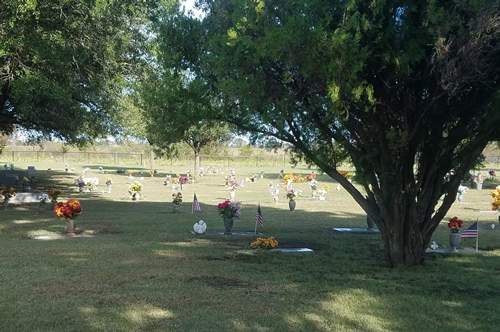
[54,199,82,235]
[217,199,241,218]
[448,217,463,233]
[54,199,82,219]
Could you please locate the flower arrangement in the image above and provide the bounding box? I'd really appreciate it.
[129,181,142,200]
[250,237,279,249]
[217,199,241,219]
[305,172,317,181]
[54,199,82,219]
[286,190,297,201]
[1,187,16,204]
[105,179,112,186]
[172,192,183,206]
[491,187,500,210]
[77,177,85,192]
[54,199,82,235]
[179,175,189,185]
[86,182,96,192]
[129,181,142,193]
[47,189,61,204]
[283,174,306,184]
[448,217,464,233]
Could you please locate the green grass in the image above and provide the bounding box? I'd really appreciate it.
[1,161,500,331]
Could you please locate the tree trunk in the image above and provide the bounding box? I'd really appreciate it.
[193,151,200,181]
[149,149,154,175]
[366,215,376,230]
[380,222,427,267]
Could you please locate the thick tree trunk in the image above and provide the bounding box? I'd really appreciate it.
[380,222,428,267]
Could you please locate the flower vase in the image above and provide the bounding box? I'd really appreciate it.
[223,217,234,235]
[449,232,461,251]
[289,200,296,211]
[173,204,180,213]
[65,219,75,236]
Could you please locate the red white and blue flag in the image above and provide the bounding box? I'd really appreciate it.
[461,222,478,238]
[192,193,202,213]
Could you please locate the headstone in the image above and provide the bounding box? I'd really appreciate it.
[27,166,36,176]
[269,248,314,253]
[8,193,45,204]
[333,227,380,234]
[82,177,99,185]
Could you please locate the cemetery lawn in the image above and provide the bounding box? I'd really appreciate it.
[1,163,500,331]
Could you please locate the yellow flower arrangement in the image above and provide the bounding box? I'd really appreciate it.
[250,237,279,249]
[491,187,500,210]
[283,174,306,184]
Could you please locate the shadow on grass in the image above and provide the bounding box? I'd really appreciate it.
[2,195,500,331]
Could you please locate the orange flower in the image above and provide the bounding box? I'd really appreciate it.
[66,199,81,214]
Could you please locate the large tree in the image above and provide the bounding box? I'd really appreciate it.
[156,0,500,266]
[0,0,155,143]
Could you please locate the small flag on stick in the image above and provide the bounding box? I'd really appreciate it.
[256,204,264,226]
[461,222,478,238]
[461,221,479,252]
[192,193,202,213]
[255,203,264,229]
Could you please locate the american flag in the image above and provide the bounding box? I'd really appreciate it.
[192,193,202,213]
[461,222,478,238]
[256,204,264,226]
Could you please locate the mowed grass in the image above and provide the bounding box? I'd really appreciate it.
[1,161,500,331]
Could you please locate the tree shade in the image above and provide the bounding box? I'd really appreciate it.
[154,0,500,265]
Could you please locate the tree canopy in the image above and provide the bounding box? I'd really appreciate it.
[0,0,155,143]
[140,67,230,174]
[154,0,500,265]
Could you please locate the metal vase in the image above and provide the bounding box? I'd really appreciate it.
[223,217,234,235]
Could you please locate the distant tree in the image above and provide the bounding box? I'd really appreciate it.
[155,0,500,266]
[239,145,254,157]
[139,12,233,177]
[0,0,155,143]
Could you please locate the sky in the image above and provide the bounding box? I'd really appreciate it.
[181,0,205,19]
